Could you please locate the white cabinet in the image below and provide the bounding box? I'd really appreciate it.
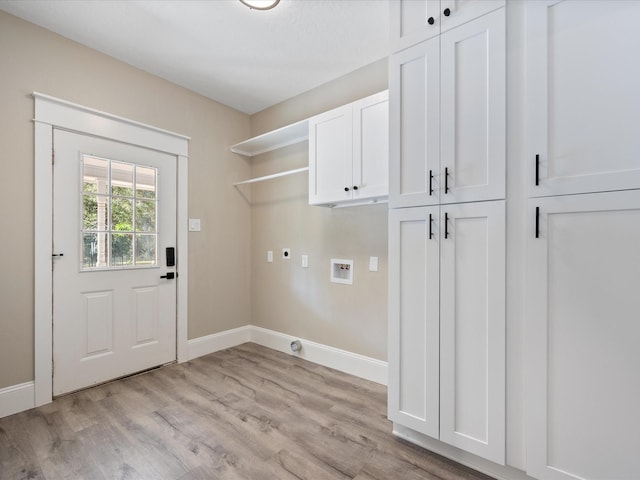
[526,190,640,480]
[388,200,505,465]
[527,0,640,198]
[309,91,388,206]
[390,0,505,53]
[389,7,505,208]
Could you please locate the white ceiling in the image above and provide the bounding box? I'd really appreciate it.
[0,0,390,114]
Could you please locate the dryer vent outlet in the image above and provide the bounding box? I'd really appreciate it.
[290,340,302,352]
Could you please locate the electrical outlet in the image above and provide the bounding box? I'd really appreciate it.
[282,248,291,259]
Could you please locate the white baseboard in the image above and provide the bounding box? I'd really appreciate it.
[185,325,388,386]
[249,326,388,385]
[0,381,35,418]
[186,325,251,361]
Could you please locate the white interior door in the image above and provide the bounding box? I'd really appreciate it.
[53,129,177,396]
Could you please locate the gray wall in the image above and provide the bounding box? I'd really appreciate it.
[0,11,252,389]
[249,59,389,361]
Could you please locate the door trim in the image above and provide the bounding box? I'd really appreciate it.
[34,92,190,407]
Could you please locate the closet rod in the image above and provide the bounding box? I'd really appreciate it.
[233,166,309,186]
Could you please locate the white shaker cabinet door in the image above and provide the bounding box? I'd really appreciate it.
[389,36,441,208]
[309,103,353,205]
[390,0,505,53]
[526,191,640,480]
[439,200,506,465]
[440,7,505,205]
[388,206,440,439]
[352,91,389,202]
[527,0,640,197]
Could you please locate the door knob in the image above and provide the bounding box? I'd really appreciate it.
[160,272,175,279]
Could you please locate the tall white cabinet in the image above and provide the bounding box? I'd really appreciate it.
[525,1,640,479]
[389,7,505,208]
[388,0,507,468]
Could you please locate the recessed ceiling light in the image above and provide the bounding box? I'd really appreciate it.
[239,0,280,10]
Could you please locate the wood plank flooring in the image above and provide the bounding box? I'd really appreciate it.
[0,343,494,480]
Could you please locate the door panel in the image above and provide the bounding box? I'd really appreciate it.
[388,206,440,438]
[527,191,640,480]
[53,130,177,395]
[352,91,389,201]
[440,200,505,464]
[527,0,640,197]
[308,104,353,205]
[389,36,440,208]
[440,8,505,204]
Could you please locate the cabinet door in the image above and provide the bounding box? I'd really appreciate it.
[389,37,440,208]
[440,8,505,204]
[526,191,640,480]
[352,91,389,202]
[440,200,505,464]
[308,104,353,205]
[390,0,505,53]
[527,0,640,197]
[439,0,505,35]
[390,0,441,53]
[388,206,440,439]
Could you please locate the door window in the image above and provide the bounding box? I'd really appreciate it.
[81,155,158,269]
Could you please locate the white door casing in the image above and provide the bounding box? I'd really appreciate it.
[52,130,177,395]
[34,93,189,406]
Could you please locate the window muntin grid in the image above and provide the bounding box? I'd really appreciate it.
[81,155,158,270]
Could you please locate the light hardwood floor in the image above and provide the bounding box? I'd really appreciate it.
[0,343,494,480]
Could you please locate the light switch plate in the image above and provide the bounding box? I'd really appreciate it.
[369,256,379,272]
[267,251,273,263]
[188,218,201,232]
[301,255,309,268]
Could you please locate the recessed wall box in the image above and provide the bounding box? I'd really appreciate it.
[330,258,353,285]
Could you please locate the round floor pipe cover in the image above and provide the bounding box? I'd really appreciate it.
[290,340,302,352]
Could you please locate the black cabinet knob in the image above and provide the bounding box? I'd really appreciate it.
[353,185,359,190]
[344,187,350,192]
[443,7,451,16]
[427,16,435,25]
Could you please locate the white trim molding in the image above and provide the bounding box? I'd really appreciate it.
[186,326,252,361]
[0,382,35,419]
[33,93,190,408]
[186,326,388,386]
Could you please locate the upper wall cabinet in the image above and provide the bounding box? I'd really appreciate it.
[309,91,389,207]
[527,0,640,198]
[390,0,505,53]
[389,8,505,208]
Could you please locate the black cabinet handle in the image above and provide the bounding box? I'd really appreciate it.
[344,187,350,192]
[443,7,451,16]
[444,167,450,194]
[427,16,435,25]
[535,206,540,238]
[444,212,449,239]
[429,213,433,239]
[429,169,434,196]
[535,154,540,186]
